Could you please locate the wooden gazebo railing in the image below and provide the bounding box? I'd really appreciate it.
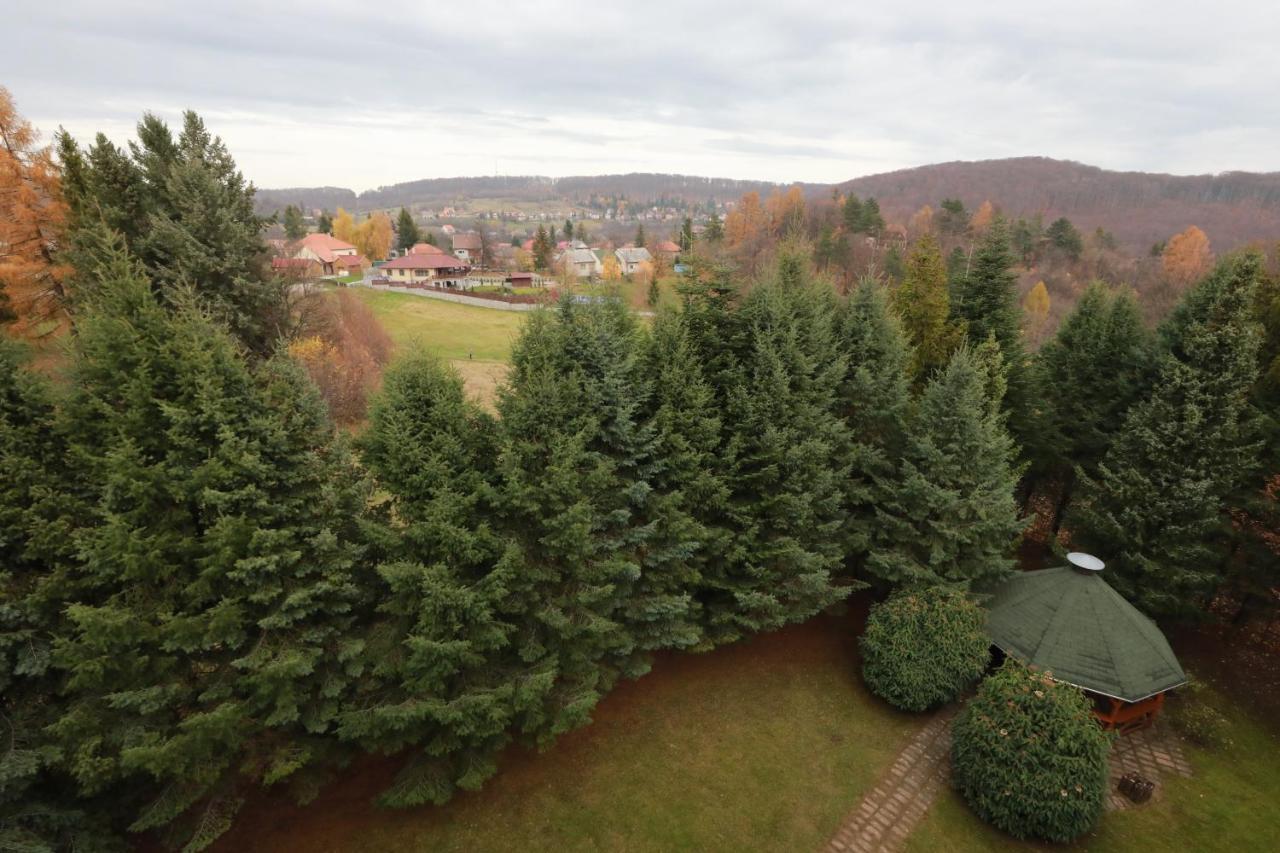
[1091,692,1165,734]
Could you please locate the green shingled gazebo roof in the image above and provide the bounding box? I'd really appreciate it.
[984,554,1188,702]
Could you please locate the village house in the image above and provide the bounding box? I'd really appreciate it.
[409,242,446,255]
[615,246,653,276]
[452,232,483,264]
[290,233,361,276]
[558,246,603,278]
[378,252,471,285]
[653,240,681,261]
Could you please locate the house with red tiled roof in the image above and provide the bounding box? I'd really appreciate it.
[379,252,471,285]
[291,233,359,276]
[653,240,681,257]
[409,242,446,255]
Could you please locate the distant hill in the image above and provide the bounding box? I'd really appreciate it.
[257,158,1280,253]
[256,174,785,216]
[836,157,1280,253]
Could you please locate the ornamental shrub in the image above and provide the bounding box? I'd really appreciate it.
[859,586,989,712]
[951,661,1112,842]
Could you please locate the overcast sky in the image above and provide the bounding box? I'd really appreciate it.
[8,1,1279,191]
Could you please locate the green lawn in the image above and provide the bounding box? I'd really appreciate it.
[347,286,525,363]
[211,613,920,853]
[905,682,1280,852]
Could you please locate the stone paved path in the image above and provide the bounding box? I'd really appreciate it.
[1106,723,1193,811]
[825,711,1195,852]
[825,707,957,853]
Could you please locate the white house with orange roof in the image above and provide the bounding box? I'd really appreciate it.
[291,233,362,276]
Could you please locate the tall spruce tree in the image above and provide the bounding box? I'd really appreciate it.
[57,112,284,355]
[867,345,1024,588]
[638,312,733,651]
[951,217,1035,444]
[0,340,121,851]
[1070,255,1264,617]
[835,280,912,569]
[45,233,371,851]
[282,204,306,240]
[694,251,852,642]
[339,353,517,808]
[1031,283,1154,494]
[395,207,421,252]
[493,298,655,742]
[894,234,965,382]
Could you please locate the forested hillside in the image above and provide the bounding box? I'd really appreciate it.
[259,159,1280,255]
[257,174,786,214]
[839,158,1280,253]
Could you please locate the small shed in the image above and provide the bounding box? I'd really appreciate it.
[984,553,1187,733]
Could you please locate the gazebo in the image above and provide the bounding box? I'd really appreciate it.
[984,553,1188,733]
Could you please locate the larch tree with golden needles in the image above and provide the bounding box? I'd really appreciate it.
[908,204,934,236]
[1022,280,1051,347]
[971,200,996,234]
[0,87,71,333]
[1162,225,1212,287]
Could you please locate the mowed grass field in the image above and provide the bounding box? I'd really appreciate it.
[345,286,525,405]
[211,611,920,853]
[904,682,1280,853]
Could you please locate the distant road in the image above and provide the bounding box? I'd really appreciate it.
[350,280,542,312]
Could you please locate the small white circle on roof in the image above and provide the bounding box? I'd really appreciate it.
[1067,552,1105,572]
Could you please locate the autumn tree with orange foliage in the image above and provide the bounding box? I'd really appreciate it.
[0,87,70,333]
[971,200,996,234]
[908,204,934,236]
[1162,225,1213,287]
[765,185,806,237]
[287,289,393,423]
[724,191,771,275]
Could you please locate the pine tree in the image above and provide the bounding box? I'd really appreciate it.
[842,194,864,233]
[835,280,912,569]
[1070,255,1264,617]
[58,111,285,355]
[0,339,121,850]
[695,255,852,642]
[282,204,306,240]
[635,312,732,651]
[952,217,1035,444]
[493,299,654,742]
[564,218,574,243]
[1032,283,1153,483]
[635,223,647,248]
[317,210,333,235]
[339,353,516,808]
[46,234,372,850]
[679,216,694,252]
[532,225,552,271]
[867,345,1024,588]
[396,207,421,252]
[860,197,885,236]
[703,212,724,242]
[894,234,964,382]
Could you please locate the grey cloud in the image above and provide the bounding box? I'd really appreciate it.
[8,0,1280,189]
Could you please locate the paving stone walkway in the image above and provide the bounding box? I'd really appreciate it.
[1106,723,1193,811]
[825,711,1195,852]
[825,707,957,853]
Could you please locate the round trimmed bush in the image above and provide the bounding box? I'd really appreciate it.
[951,661,1112,842]
[859,586,989,712]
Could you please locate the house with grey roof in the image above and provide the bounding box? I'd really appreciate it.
[615,246,653,276]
